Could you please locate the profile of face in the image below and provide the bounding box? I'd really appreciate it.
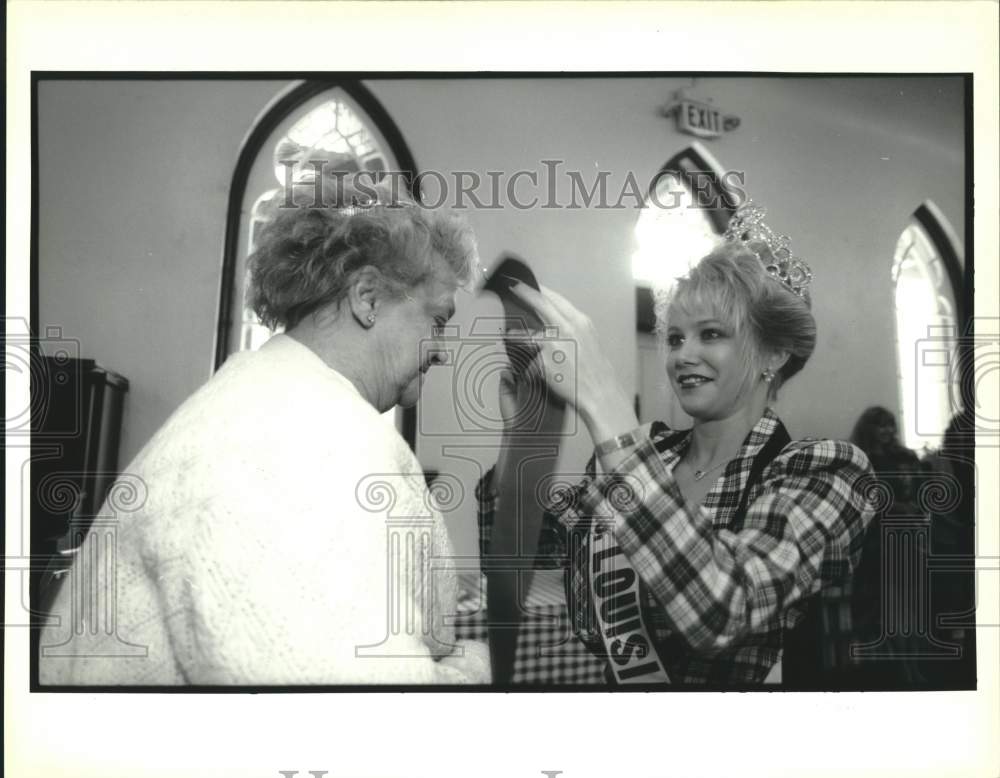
[374,268,457,409]
[664,303,759,421]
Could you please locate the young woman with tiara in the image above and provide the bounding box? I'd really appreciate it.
[479,203,876,686]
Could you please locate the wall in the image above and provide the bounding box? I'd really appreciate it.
[38,80,286,462]
[37,77,966,556]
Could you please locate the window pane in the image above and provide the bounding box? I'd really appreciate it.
[632,173,721,290]
[271,99,384,185]
[892,222,960,451]
[240,95,397,354]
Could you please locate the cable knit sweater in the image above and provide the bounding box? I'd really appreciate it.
[39,335,490,685]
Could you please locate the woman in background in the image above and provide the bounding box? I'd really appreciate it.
[847,405,923,684]
[850,406,923,496]
[481,203,874,685]
[850,406,974,687]
[40,180,490,685]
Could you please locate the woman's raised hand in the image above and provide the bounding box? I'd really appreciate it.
[506,282,637,439]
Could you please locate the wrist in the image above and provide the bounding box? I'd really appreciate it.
[593,429,645,458]
[580,388,638,442]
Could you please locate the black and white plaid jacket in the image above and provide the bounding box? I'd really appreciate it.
[478,408,876,685]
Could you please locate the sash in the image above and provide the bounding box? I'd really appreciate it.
[589,528,670,683]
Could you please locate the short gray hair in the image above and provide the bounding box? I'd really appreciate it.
[248,179,478,330]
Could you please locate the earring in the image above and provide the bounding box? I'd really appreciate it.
[366,313,376,325]
[762,368,774,383]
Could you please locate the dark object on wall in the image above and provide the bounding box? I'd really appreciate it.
[480,254,567,685]
[31,356,129,618]
[636,286,657,333]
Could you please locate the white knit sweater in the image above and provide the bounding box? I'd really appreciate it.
[39,335,490,685]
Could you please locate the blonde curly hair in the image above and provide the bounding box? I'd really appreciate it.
[654,241,817,400]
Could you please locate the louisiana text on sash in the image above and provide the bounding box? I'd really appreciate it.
[589,528,670,683]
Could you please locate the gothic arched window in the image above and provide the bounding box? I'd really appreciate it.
[632,143,741,426]
[216,81,417,366]
[891,202,965,452]
[632,143,737,312]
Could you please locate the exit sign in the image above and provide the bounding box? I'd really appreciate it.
[678,99,724,138]
[666,94,740,139]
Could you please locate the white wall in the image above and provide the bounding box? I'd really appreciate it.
[38,77,965,556]
[38,80,285,463]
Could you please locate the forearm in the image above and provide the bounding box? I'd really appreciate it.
[613,492,769,651]
[580,450,764,649]
[573,433,784,650]
[577,438,873,652]
[579,386,641,473]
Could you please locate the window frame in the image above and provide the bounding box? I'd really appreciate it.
[911,201,966,328]
[891,200,966,451]
[635,142,741,333]
[214,80,420,370]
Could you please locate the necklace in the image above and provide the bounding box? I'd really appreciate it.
[692,459,730,481]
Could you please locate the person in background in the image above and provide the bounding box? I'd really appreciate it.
[923,409,976,530]
[479,203,875,686]
[40,179,490,685]
[850,406,923,503]
[849,405,938,686]
[912,409,977,686]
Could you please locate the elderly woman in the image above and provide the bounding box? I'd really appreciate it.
[39,181,490,685]
[481,204,874,685]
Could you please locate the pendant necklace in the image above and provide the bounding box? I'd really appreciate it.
[692,460,730,481]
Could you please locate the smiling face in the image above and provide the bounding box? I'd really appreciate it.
[664,303,759,421]
[375,267,457,410]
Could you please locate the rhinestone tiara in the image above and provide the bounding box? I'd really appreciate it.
[723,202,812,298]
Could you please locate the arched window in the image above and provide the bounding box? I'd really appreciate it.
[892,202,965,452]
[215,81,418,443]
[216,82,417,364]
[633,143,737,309]
[633,143,741,426]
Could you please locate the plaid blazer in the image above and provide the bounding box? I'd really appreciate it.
[478,408,876,685]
